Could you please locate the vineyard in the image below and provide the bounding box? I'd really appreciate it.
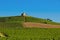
[0,16,60,40]
[0,27,60,40]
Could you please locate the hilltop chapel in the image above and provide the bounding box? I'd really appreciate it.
[21,12,26,16]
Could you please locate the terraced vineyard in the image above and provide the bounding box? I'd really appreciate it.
[0,27,60,40]
[0,16,60,40]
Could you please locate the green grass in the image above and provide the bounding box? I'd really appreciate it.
[0,27,60,40]
[0,16,60,40]
[25,16,60,25]
[0,16,60,25]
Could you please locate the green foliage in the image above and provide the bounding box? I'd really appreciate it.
[0,22,23,28]
[0,16,60,40]
[5,16,24,22]
[46,18,53,21]
[0,27,60,40]
[0,16,60,25]
[25,16,60,25]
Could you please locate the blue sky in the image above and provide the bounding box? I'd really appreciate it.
[0,0,60,22]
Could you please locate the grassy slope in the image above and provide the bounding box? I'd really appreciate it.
[25,16,60,25]
[0,16,24,28]
[0,16,60,25]
[0,16,60,40]
[0,27,60,40]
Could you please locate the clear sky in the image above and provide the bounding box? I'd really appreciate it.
[0,0,60,22]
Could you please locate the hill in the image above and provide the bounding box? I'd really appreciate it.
[0,15,60,40]
[0,16,60,28]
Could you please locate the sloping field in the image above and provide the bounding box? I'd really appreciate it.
[23,22,60,28]
[0,27,60,40]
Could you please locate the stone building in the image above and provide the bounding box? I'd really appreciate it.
[21,12,26,16]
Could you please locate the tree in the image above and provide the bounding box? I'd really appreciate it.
[46,18,52,21]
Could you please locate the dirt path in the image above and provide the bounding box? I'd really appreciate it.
[23,22,60,28]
